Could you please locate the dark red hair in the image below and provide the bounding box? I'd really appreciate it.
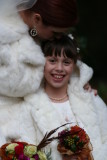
[29,0,78,27]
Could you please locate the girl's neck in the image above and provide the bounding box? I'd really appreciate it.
[45,85,68,103]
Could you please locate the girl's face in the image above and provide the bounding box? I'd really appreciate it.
[44,51,75,90]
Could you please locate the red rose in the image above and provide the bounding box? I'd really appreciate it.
[70,125,88,143]
[15,143,24,156]
[78,130,87,143]
[70,125,82,134]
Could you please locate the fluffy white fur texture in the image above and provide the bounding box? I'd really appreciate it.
[25,62,107,160]
[0,13,45,97]
[0,12,107,160]
[0,96,38,148]
[0,12,45,146]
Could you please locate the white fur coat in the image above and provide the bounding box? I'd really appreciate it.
[25,61,107,160]
[0,10,107,160]
[0,12,45,145]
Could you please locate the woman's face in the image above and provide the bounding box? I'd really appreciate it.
[21,12,69,40]
[33,14,69,40]
[36,24,69,40]
[44,51,75,90]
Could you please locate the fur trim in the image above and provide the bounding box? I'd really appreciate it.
[68,60,94,100]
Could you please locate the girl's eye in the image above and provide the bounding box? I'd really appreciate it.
[63,59,74,66]
[63,61,71,65]
[48,58,56,63]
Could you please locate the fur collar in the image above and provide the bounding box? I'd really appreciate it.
[27,61,94,134]
[30,87,100,142]
[0,12,28,44]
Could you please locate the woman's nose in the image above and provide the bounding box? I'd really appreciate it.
[54,33,64,39]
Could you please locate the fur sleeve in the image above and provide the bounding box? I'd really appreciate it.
[93,95,107,142]
[0,13,45,97]
[92,95,107,160]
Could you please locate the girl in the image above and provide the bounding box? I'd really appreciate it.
[25,35,107,160]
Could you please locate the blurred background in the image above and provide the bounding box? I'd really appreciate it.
[74,0,107,103]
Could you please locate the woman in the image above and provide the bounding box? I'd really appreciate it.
[0,0,95,148]
[25,35,107,160]
[0,0,79,146]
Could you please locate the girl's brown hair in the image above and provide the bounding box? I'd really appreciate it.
[41,35,79,64]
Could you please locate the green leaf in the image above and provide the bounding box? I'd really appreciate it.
[70,144,77,152]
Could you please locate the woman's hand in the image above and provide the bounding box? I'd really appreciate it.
[84,83,98,96]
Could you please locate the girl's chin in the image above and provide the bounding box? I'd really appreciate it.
[50,82,65,88]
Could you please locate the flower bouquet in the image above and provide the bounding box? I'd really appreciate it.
[0,124,94,160]
[0,141,51,160]
[57,125,94,160]
[0,125,60,160]
[0,123,70,160]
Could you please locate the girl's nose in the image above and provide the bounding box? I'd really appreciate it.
[56,62,63,71]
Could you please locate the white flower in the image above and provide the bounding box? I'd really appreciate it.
[68,34,74,40]
[6,143,18,154]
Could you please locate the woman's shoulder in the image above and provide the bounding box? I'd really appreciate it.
[0,13,28,44]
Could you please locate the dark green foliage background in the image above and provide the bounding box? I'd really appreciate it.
[75,0,107,103]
